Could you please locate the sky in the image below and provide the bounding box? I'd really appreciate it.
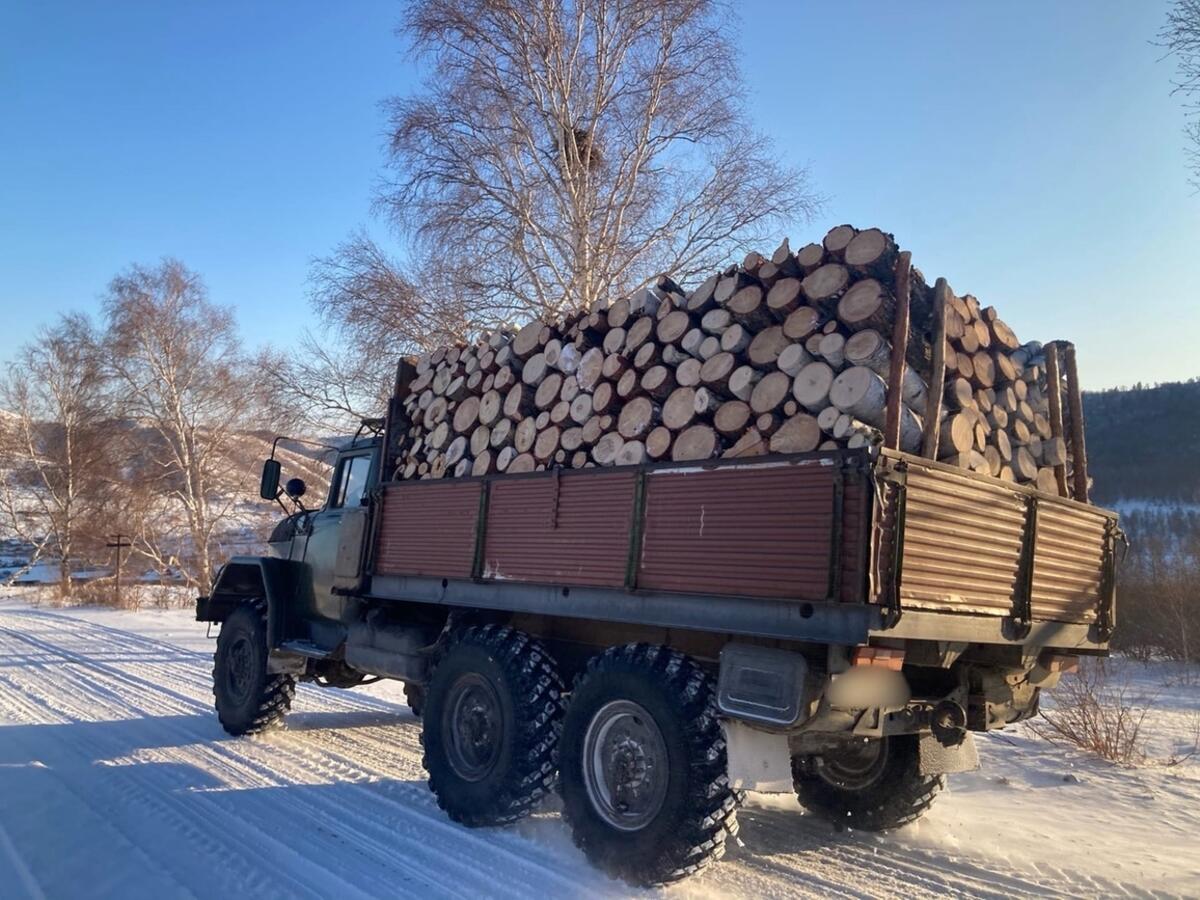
[1,0,1196,390]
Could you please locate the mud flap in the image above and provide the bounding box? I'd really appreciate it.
[722,719,794,793]
[919,731,980,775]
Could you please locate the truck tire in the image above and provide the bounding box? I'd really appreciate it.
[559,644,740,887]
[212,602,295,736]
[792,734,943,831]
[421,625,565,827]
[404,683,425,719]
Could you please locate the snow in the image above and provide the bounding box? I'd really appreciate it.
[0,596,1196,899]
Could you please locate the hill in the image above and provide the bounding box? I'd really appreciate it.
[1083,379,1200,505]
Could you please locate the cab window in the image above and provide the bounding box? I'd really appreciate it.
[332,455,371,508]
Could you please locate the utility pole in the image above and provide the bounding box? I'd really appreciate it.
[106,533,132,607]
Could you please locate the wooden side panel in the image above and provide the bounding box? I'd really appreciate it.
[482,471,636,587]
[637,460,847,601]
[374,480,480,578]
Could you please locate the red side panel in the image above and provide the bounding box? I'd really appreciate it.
[374,480,480,578]
[482,471,636,587]
[636,460,843,601]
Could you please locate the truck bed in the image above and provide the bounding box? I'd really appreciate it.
[367,449,1116,651]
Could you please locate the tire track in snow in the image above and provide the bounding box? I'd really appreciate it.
[0,607,1168,900]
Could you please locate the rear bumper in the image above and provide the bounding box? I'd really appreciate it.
[871,607,1108,651]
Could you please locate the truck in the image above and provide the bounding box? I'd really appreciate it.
[197,377,1119,887]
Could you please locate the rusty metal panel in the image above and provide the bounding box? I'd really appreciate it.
[1031,503,1107,623]
[482,470,636,587]
[899,465,1026,615]
[374,480,480,578]
[637,459,841,600]
[839,475,870,602]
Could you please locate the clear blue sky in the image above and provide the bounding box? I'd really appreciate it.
[1,1,1196,389]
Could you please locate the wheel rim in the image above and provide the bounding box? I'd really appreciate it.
[582,699,670,831]
[444,673,504,781]
[816,738,888,791]
[225,634,255,704]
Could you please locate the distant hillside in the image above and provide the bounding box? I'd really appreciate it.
[1084,379,1200,504]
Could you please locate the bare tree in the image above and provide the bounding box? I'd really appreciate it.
[377,0,819,322]
[1160,0,1200,188]
[267,232,477,433]
[0,315,112,597]
[103,260,255,589]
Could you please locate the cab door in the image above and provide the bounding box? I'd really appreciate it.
[301,447,375,635]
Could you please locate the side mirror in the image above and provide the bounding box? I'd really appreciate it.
[285,477,307,499]
[259,459,281,500]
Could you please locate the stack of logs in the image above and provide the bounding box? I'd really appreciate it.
[391,224,1087,500]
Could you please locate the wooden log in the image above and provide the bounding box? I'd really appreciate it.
[796,241,825,271]
[836,279,893,332]
[512,320,546,360]
[818,332,845,368]
[816,405,841,433]
[724,428,768,458]
[569,392,594,425]
[617,440,647,466]
[823,224,857,257]
[769,413,821,453]
[618,396,660,440]
[645,426,673,460]
[972,351,995,389]
[692,386,722,417]
[700,308,732,335]
[616,368,641,400]
[782,306,821,341]
[591,381,617,415]
[1012,446,1038,483]
[671,424,720,461]
[561,426,585,453]
[681,327,706,357]
[769,236,801,277]
[726,284,773,330]
[793,361,836,411]
[624,316,655,356]
[713,400,752,437]
[766,278,803,320]
[843,228,896,278]
[453,395,482,434]
[700,352,737,397]
[728,365,762,401]
[470,424,492,458]
[686,274,720,314]
[777,343,811,377]
[801,263,850,306]
[641,365,676,401]
[657,309,692,345]
[938,412,975,457]
[675,357,702,388]
[750,371,792,415]
[592,432,624,466]
[514,417,538,453]
[697,335,722,360]
[489,417,514,449]
[747,325,790,369]
[535,372,564,410]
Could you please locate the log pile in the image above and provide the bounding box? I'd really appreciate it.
[389,224,1084,497]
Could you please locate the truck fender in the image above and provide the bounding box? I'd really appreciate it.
[196,556,310,649]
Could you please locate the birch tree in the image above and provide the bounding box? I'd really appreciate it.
[1160,0,1200,188]
[0,315,111,597]
[373,0,818,322]
[103,260,252,588]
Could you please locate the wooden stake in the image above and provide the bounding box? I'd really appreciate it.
[1062,342,1089,502]
[921,277,950,459]
[883,251,912,450]
[1043,343,1069,497]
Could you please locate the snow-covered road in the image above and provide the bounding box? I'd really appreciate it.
[0,601,1195,899]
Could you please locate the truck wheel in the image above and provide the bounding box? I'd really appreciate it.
[212,602,295,736]
[422,625,565,827]
[792,734,943,831]
[404,683,425,719]
[559,644,740,887]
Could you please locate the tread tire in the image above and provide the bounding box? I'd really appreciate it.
[212,601,295,736]
[559,643,740,887]
[792,734,943,831]
[421,625,565,827]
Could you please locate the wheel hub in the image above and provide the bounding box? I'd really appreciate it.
[445,674,504,782]
[583,700,669,831]
[225,635,255,703]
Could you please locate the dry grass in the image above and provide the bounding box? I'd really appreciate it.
[1029,659,1152,766]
